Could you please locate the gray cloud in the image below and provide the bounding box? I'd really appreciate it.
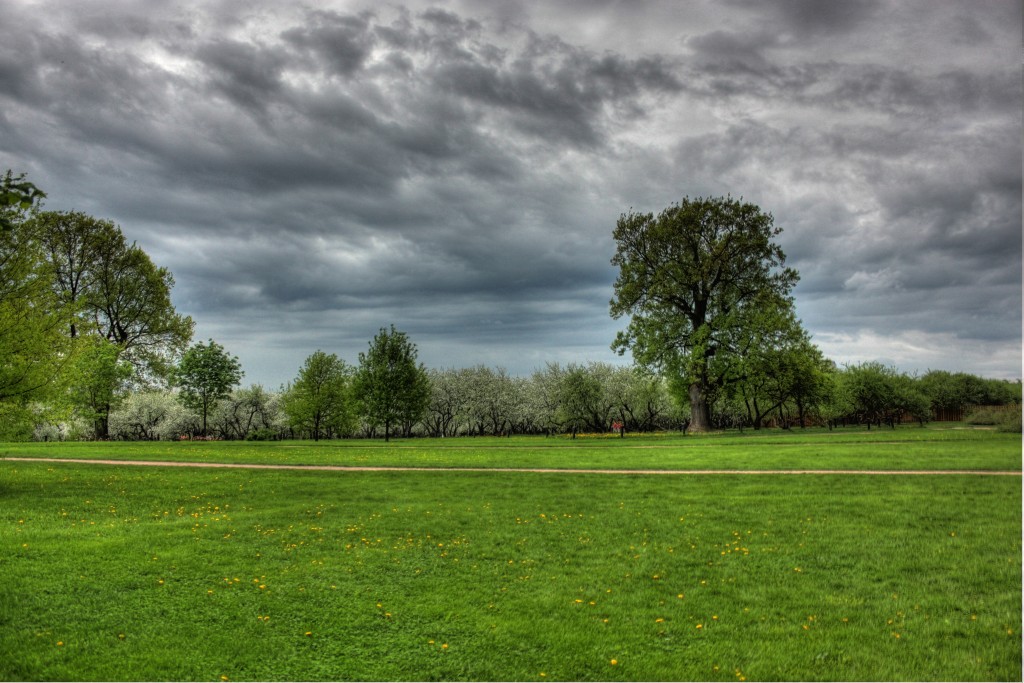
[1,0,1019,383]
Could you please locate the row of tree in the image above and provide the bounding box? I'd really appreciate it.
[2,175,1019,442]
[26,346,1023,441]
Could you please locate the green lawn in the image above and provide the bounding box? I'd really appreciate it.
[2,424,1020,472]
[1,429,1020,681]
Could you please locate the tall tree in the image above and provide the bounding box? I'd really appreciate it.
[353,325,430,442]
[610,196,799,432]
[172,339,243,437]
[282,351,355,441]
[32,210,194,379]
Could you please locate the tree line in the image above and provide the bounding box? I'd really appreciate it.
[2,174,1019,441]
[24,348,1024,442]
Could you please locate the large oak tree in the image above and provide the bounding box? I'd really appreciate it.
[610,196,799,432]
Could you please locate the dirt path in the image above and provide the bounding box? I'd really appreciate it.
[3,457,1021,476]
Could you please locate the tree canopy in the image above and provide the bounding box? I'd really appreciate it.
[610,196,800,432]
[32,210,194,379]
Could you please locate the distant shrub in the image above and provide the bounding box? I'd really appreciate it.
[965,405,1021,432]
[997,410,1021,433]
[246,428,279,441]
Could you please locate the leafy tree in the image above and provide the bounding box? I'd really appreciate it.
[0,210,68,403]
[67,337,133,439]
[463,366,524,436]
[424,367,473,437]
[213,385,283,440]
[610,366,679,433]
[838,362,929,429]
[353,326,430,442]
[557,364,606,438]
[172,340,243,436]
[729,309,828,430]
[282,351,355,440]
[32,210,194,380]
[610,196,799,432]
[108,389,184,441]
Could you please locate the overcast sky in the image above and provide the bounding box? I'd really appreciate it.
[2,0,1020,385]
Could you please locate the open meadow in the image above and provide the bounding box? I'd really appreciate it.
[1,426,1020,681]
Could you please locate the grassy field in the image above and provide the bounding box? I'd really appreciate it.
[2,424,1021,471]
[1,427,1020,681]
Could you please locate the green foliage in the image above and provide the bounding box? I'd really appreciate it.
[729,308,827,429]
[965,405,1022,433]
[0,208,69,404]
[31,210,194,380]
[834,363,931,429]
[282,351,355,440]
[0,402,36,441]
[557,364,605,437]
[353,326,430,441]
[919,370,1022,412]
[0,171,45,232]
[610,196,800,432]
[67,337,134,439]
[172,340,243,436]
[245,427,280,441]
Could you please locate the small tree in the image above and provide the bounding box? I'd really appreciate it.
[282,351,355,440]
[172,339,243,437]
[353,326,430,442]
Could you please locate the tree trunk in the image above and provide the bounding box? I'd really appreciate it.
[688,382,711,433]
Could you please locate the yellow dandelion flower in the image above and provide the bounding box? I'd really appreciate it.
[610,659,618,666]
[305,631,313,637]
[696,623,703,629]
[655,618,664,623]
[56,641,64,647]
[442,643,449,650]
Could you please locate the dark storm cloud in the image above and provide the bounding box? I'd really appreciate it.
[1,0,1019,382]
